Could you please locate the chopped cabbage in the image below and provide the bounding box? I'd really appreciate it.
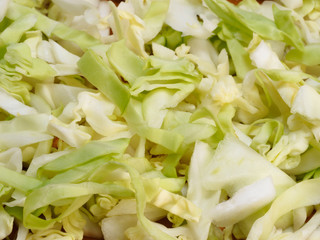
[0,0,320,239]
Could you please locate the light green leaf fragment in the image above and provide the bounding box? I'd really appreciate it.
[0,205,14,240]
[142,0,170,42]
[162,154,182,178]
[205,0,282,42]
[152,25,183,50]
[250,119,284,151]
[0,114,52,149]
[158,177,185,193]
[0,63,22,82]
[23,182,134,229]
[226,38,254,79]
[204,0,250,38]
[5,43,56,81]
[0,114,49,133]
[7,2,100,50]
[172,123,216,144]
[205,0,305,50]
[0,165,42,193]
[47,156,112,185]
[0,183,12,202]
[215,104,236,135]
[0,132,52,150]
[221,1,280,41]
[88,161,131,184]
[123,100,184,152]
[272,5,304,50]
[0,87,37,116]
[286,43,320,66]
[0,63,31,103]
[39,138,130,178]
[106,40,146,85]
[78,49,131,113]
[147,56,199,77]
[52,23,101,51]
[263,69,316,83]
[0,114,53,150]
[287,147,320,175]
[255,70,291,119]
[144,127,184,153]
[7,2,56,36]
[0,13,37,44]
[131,56,200,96]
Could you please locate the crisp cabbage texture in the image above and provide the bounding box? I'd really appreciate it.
[1,0,320,239]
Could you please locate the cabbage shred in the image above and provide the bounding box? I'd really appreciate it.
[0,0,320,239]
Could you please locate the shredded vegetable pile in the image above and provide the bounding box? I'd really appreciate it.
[1,0,320,239]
